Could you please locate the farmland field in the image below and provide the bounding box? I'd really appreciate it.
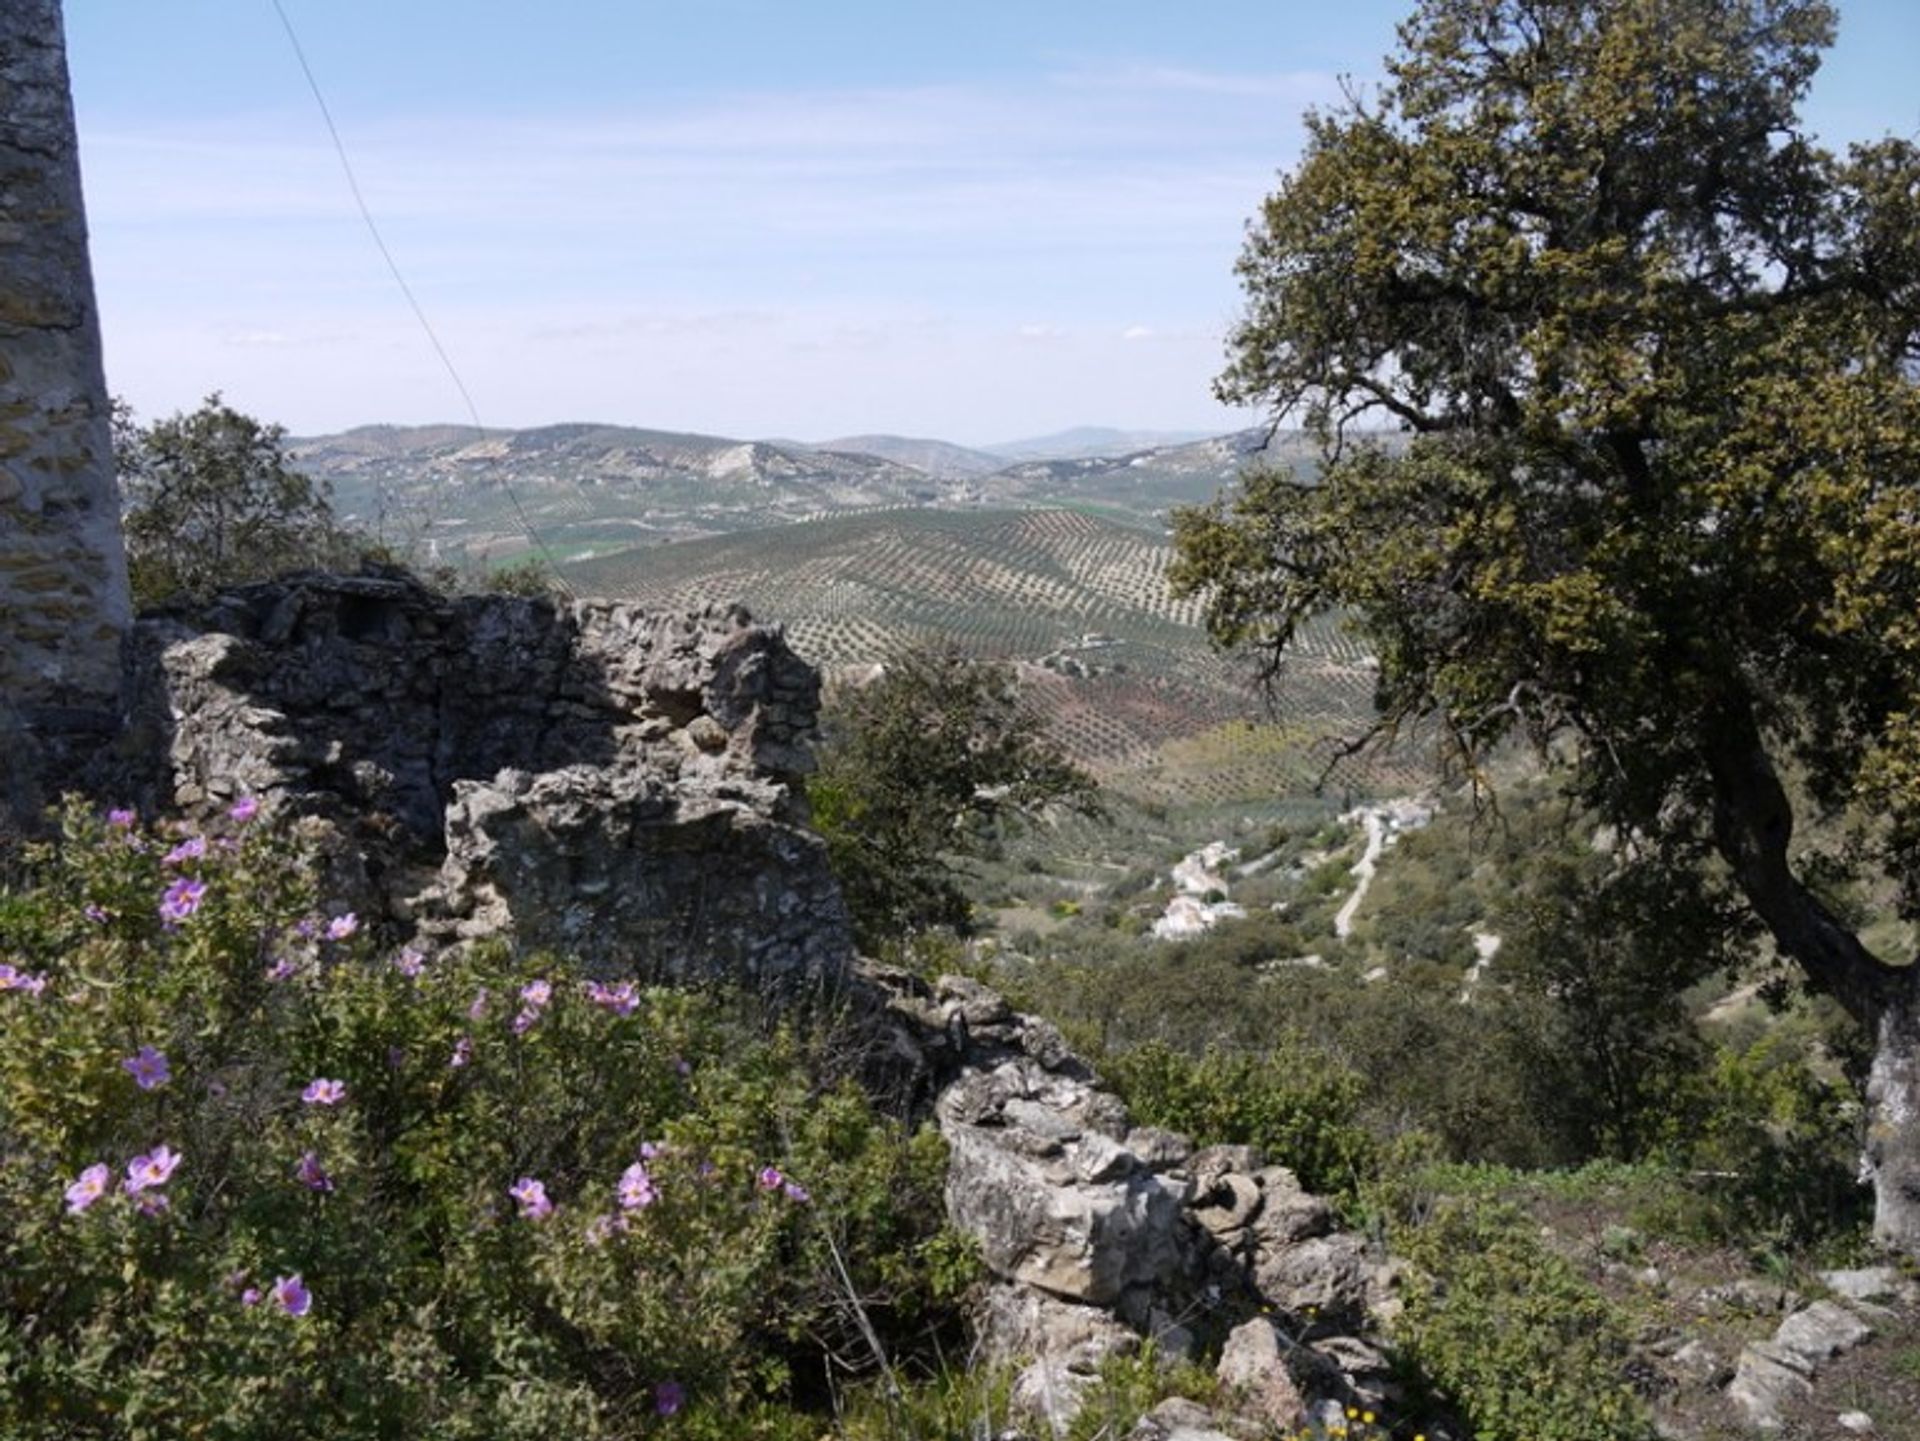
[563,508,1420,802]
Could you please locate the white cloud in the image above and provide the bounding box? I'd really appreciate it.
[81,70,1317,436]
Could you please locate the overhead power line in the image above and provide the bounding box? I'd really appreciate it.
[267,0,571,594]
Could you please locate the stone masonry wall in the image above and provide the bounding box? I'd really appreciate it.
[0,0,131,732]
[125,570,852,990]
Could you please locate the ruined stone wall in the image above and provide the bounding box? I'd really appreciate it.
[125,571,851,989]
[0,0,131,732]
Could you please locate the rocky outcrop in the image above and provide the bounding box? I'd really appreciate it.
[123,570,851,988]
[869,968,1405,1438]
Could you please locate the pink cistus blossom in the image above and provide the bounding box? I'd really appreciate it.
[449,1035,473,1069]
[0,964,49,996]
[295,1151,335,1192]
[272,1273,311,1317]
[324,913,359,942]
[585,980,639,1016]
[121,1045,171,1091]
[756,1165,784,1192]
[301,1078,347,1106]
[163,835,206,866]
[124,1145,181,1194]
[392,947,427,978]
[782,1180,811,1205]
[654,1380,685,1416]
[509,1177,553,1220]
[106,808,136,828]
[159,877,208,925]
[64,1163,110,1215]
[617,1161,657,1211]
[228,795,260,823]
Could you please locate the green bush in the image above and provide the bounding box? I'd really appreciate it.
[1387,1199,1657,1441]
[1098,1040,1375,1198]
[0,801,970,1437]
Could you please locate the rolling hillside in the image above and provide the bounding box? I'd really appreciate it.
[563,507,1422,803]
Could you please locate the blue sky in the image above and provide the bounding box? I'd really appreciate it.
[64,1,1920,445]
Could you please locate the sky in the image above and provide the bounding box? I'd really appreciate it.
[63,1,1920,446]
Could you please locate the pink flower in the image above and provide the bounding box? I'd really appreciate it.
[655,1380,685,1416]
[159,877,208,924]
[302,1078,347,1106]
[240,1287,262,1307]
[519,979,552,1009]
[509,1177,553,1220]
[449,1035,473,1069]
[64,1163,110,1215]
[228,795,260,823]
[511,1008,540,1036]
[783,1180,811,1205]
[468,989,490,1022]
[585,980,639,1016]
[164,835,206,866]
[756,1165,784,1191]
[324,913,359,942]
[393,947,426,977]
[122,1045,171,1091]
[0,964,48,995]
[136,1192,170,1218]
[124,1145,181,1193]
[272,1274,311,1317]
[106,808,136,829]
[84,903,112,925]
[617,1162,657,1211]
[295,1151,334,1192]
[265,956,298,982]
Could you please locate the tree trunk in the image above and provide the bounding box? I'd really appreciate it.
[1701,697,1920,1255]
[1867,978,1920,1254]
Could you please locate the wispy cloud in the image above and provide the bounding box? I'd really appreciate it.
[82,68,1320,436]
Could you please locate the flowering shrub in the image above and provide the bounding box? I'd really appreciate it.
[0,801,968,1438]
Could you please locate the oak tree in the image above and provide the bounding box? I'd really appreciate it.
[1171,0,1920,1247]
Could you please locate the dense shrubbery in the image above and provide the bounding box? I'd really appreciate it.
[1097,1040,1374,1200]
[1380,1196,1656,1441]
[0,802,971,1438]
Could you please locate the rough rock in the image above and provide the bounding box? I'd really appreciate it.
[1820,1267,1918,1306]
[1727,1344,1813,1430]
[1253,1233,1375,1324]
[1124,1397,1243,1441]
[1770,1300,1874,1370]
[1727,1300,1876,1430]
[121,573,850,987]
[1215,1318,1308,1430]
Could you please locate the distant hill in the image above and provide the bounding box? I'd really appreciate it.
[982,426,1219,461]
[289,419,1296,563]
[808,434,1005,479]
[290,421,966,563]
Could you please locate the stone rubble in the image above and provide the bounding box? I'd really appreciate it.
[869,967,1408,1438]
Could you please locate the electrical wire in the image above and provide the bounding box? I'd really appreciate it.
[267,0,572,594]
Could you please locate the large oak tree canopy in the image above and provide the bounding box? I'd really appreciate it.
[1170,0,1920,1246]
